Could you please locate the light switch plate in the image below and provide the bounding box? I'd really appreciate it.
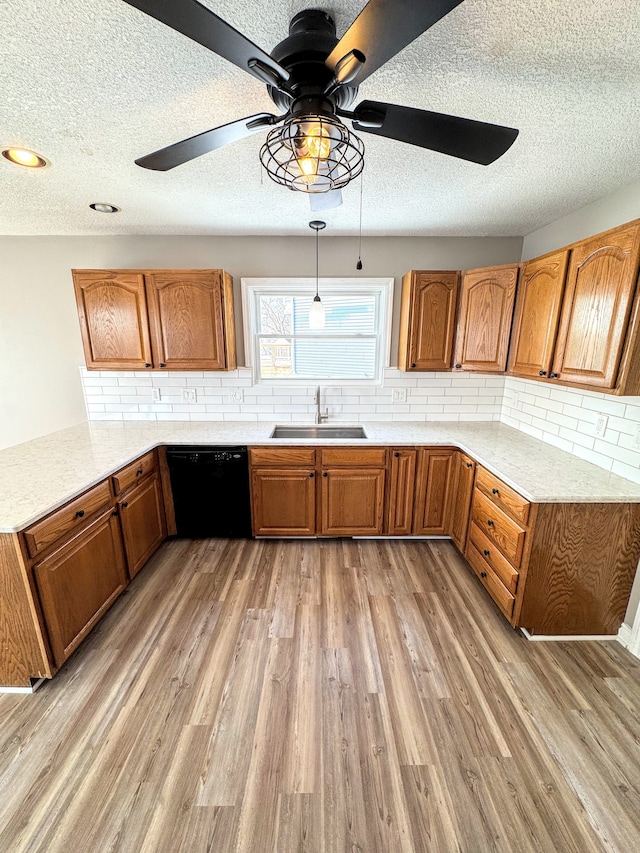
[229,389,244,404]
[595,414,608,437]
[182,388,197,404]
[151,388,161,403]
[392,388,407,403]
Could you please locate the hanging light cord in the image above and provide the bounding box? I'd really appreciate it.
[315,224,320,297]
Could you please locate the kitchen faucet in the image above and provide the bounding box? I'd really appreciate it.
[315,386,329,424]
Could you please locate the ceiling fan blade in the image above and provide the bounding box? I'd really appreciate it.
[309,189,343,211]
[135,113,279,171]
[351,100,519,165]
[123,0,289,86]
[326,0,464,85]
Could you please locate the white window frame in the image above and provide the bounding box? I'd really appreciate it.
[241,277,394,385]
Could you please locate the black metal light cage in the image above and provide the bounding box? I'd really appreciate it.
[259,113,365,194]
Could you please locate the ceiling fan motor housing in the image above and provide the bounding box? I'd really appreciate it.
[267,8,359,114]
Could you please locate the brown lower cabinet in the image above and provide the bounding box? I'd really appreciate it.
[251,468,317,536]
[33,509,128,667]
[447,451,476,550]
[413,448,455,535]
[118,472,167,578]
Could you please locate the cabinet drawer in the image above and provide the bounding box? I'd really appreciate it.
[250,447,316,467]
[112,451,157,494]
[469,522,519,594]
[475,466,530,525]
[470,489,526,567]
[320,448,387,466]
[466,541,515,620]
[24,479,113,559]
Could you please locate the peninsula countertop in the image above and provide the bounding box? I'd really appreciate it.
[3,419,640,533]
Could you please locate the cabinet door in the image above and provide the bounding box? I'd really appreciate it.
[386,449,417,535]
[145,271,229,370]
[509,250,569,379]
[33,509,128,667]
[320,468,386,536]
[453,264,519,372]
[398,272,459,370]
[447,452,476,551]
[118,473,167,579]
[413,449,455,535]
[251,469,316,536]
[552,224,640,388]
[73,270,153,369]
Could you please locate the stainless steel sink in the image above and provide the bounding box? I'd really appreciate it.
[270,425,368,439]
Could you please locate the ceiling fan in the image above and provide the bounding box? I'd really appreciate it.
[124,0,519,211]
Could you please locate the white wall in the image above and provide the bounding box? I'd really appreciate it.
[0,234,522,450]
[522,176,640,260]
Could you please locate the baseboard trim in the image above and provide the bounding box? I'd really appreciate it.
[0,677,46,695]
[520,628,618,642]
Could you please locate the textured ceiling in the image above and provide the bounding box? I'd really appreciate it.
[1,0,639,236]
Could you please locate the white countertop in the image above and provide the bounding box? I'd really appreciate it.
[2,420,640,533]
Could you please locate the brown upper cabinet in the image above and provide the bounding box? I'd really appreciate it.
[397,271,459,370]
[551,223,640,390]
[73,269,236,371]
[453,264,519,372]
[509,249,570,379]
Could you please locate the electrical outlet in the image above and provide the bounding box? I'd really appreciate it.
[182,388,197,404]
[151,387,161,403]
[595,414,608,437]
[392,388,407,403]
[634,425,640,449]
[228,389,244,404]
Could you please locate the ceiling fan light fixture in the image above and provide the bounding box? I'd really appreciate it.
[260,113,364,194]
[2,148,48,168]
[89,203,120,213]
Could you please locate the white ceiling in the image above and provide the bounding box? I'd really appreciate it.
[2,0,639,237]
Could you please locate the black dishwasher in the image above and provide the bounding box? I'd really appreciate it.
[166,446,252,538]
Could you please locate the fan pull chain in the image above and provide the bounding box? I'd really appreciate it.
[356,173,364,270]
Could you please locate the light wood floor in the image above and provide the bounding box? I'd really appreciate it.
[1,538,640,852]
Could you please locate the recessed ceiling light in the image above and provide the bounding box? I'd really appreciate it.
[89,203,120,213]
[2,148,48,168]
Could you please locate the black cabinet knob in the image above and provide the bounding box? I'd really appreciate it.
[309,472,314,478]
[159,363,166,368]
[394,452,400,457]
[487,519,494,526]
[411,363,416,368]
[549,372,559,378]
[136,468,144,476]
[455,363,462,369]
[144,363,151,368]
[322,472,328,477]
[483,549,490,556]
[122,501,129,508]
[480,572,487,578]
[539,370,547,376]
[492,488,499,495]
[466,462,473,468]
[111,510,118,517]
[75,509,85,518]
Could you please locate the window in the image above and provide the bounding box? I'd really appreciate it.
[242,278,394,382]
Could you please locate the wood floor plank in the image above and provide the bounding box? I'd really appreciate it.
[1,538,640,853]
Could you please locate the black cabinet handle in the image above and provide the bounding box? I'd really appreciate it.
[75,509,85,518]
[483,549,490,556]
[159,362,166,368]
[539,370,547,377]
[322,472,328,477]
[111,510,118,517]
[549,372,559,378]
[411,362,416,368]
[136,468,144,476]
[487,519,494,526]
[492,488,499,495]
[144,363,151,368]
[394,452,400,457]
[121,501,129,508]
[480,572,487,578]
[309,472,314,478]
[455,363,462,369]
[466,462,473,468]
